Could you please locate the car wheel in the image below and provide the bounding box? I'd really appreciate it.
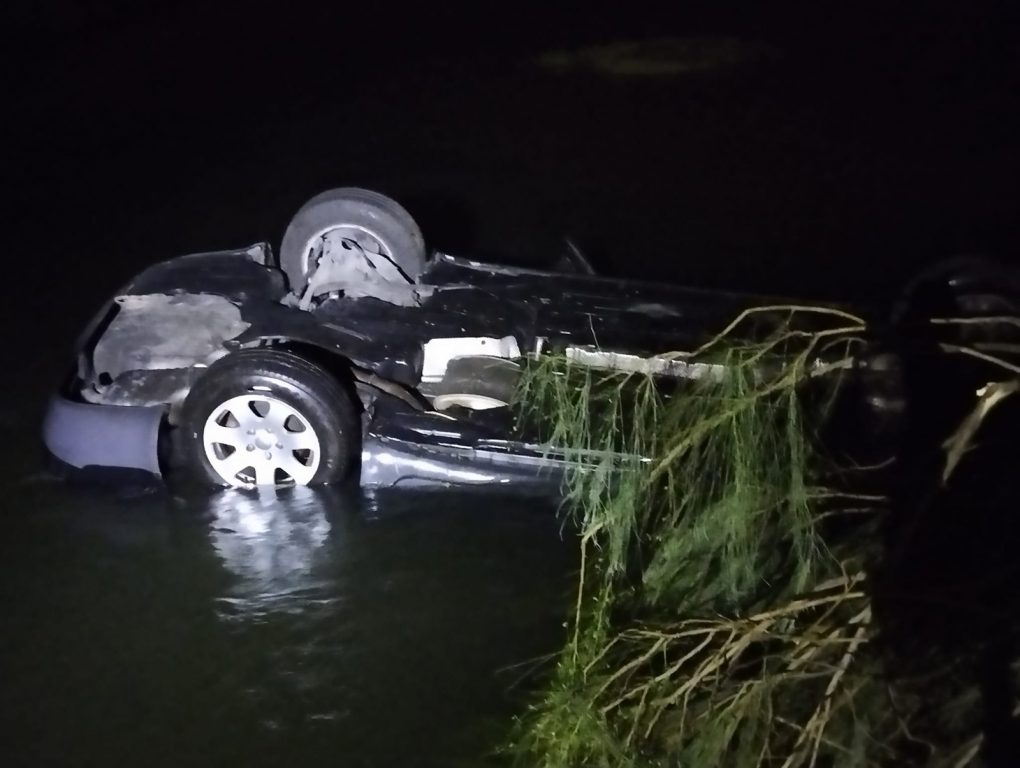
[891,256,1020,346]
[893,256,1015,320]
[279,187,427,295]
[179,350,360,488]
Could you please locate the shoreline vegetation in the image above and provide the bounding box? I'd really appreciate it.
[508,307,1020,767]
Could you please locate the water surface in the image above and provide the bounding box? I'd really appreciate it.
[0,482,575,766]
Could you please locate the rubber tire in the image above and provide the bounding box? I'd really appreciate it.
[890,256,1020,349]
[891,256,1016,325]
[178,350,361,487]
[279,187,427,294]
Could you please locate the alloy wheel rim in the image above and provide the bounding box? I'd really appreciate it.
[305,225,390,279]
[203,394,321,487]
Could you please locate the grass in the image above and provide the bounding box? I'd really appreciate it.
[507,307,1014,767]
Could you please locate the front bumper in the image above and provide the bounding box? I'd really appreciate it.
[42,394,165,476]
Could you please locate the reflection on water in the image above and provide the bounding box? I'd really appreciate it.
[208,487,335,619]
[200,486,368,732]
[2,480,575,767]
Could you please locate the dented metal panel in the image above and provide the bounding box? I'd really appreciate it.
[93,293,250,379]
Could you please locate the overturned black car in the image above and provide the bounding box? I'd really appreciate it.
[41,188,1018,490]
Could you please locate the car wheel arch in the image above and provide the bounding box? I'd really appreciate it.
[240,338,426,414]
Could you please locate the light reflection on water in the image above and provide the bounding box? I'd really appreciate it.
[2,479,574,766]
[208,488,335,620]
[197,486,371,732]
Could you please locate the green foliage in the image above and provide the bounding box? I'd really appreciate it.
[507,308,964,767]
[515,339,840,617]
[507,305,1020,768]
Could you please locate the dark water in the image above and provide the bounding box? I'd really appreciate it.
[5,4,1020,765]
[0,482,575,766]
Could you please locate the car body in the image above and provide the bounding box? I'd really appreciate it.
[42,190,920,491]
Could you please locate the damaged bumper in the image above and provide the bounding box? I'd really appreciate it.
[42,392,165,476]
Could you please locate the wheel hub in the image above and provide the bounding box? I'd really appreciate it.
[253,429,276,451]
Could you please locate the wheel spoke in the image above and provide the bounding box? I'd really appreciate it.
[278,428,317,452]
[261,401,293,433]
[213,450,253,482]
[205,422,245,449]
[278,452,316,485]
[251,460,274,487]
